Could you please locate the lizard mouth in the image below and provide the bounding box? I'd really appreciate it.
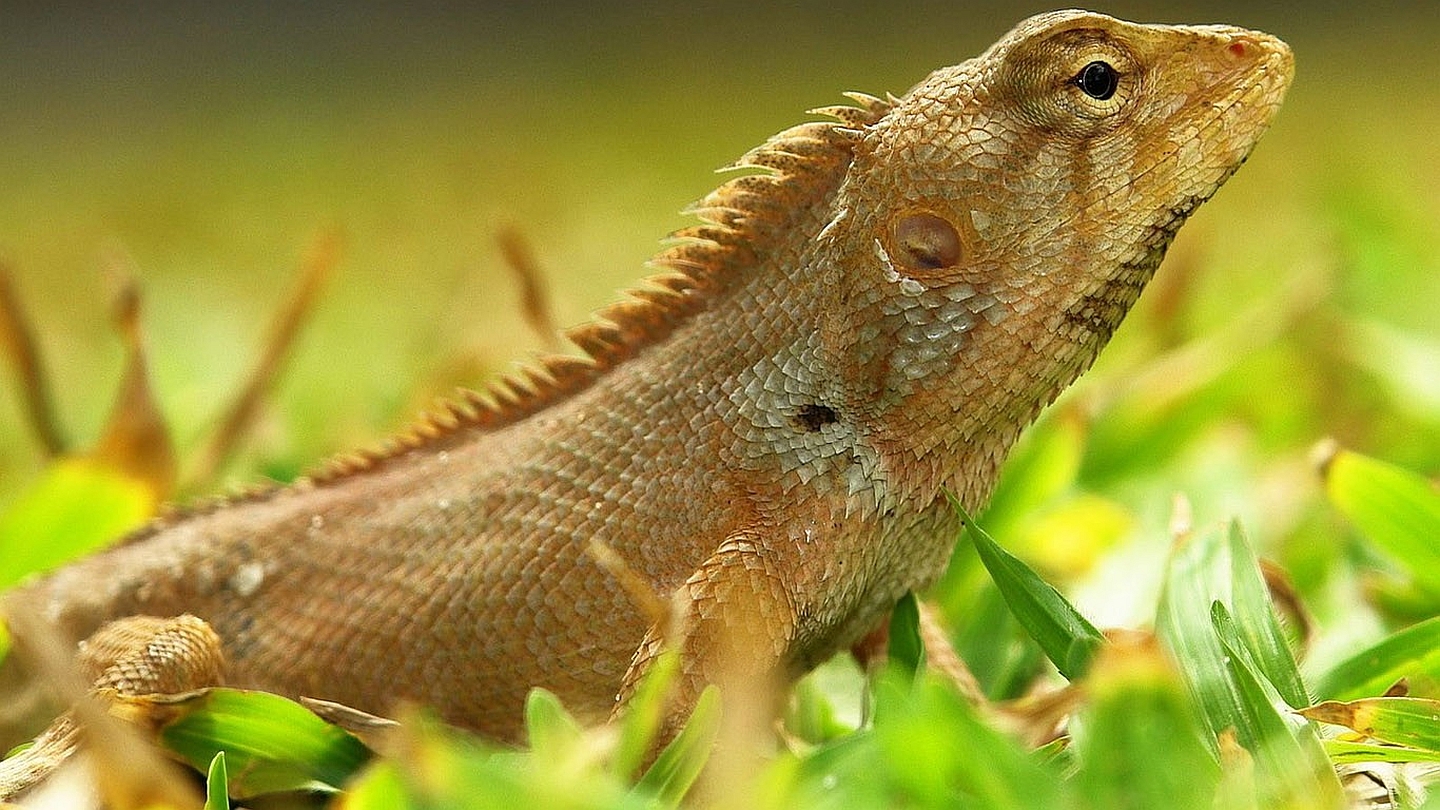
[1133,29,1291,222]
[1061,31,1291,350]
[1207,32,1293,172]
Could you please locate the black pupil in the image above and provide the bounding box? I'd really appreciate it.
[1076,61,1119,101]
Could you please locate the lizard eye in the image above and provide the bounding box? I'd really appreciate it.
[891,212,962,272]
[1074,60,1119,100]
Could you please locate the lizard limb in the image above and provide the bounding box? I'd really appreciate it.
[0,614,222,802]
[618,532,796,748]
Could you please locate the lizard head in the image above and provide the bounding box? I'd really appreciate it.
[815,10,1293,497]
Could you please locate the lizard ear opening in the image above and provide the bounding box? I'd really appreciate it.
[889,211,963,274]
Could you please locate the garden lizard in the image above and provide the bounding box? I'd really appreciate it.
[1,9,1292,757]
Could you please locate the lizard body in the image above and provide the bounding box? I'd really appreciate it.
[3,10,1292,745]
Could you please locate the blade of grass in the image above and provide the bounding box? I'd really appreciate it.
[1324,739,1440,765]
[1159,522,1344,805]
[1301,697,1440,752]
[1312,615,1440,700]
[523,688,584,766]
[776,730,889,807]
[952,584,1046,701]
[1322,447,1440,597]
[341,761,413,809]
[785,674,857,746]
[159,688,371,798]
[203,752,230,810]
[0,458,154,588]
[379,713,637,809]
[635,685,720,807]
[949,492,1103,681]
[1211,602,1314,743]
[1224,522,1310,709]
[612,649,678,780]
[886,592,925,678]
[1158,525,1245,752]
[1158,522,1318,748]
[1213,606,1344,806]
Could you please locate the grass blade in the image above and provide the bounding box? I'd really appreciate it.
[1323,447,1440,597]
[950,493,1103,681]
[159,688,371,798]
[1213,605,1344,806]
[0,459,154,589]
[1158,523,1314,749]
[886,592,925,678]
[872,668,1064,809]
[203,752,230,810]
[1324,739,1440,765]
[951,584,1046,701]
[341,761,413,809]
[612,649,678,780]
[1301,697,1440,751]
[1311,615,1440,700]
[523,687,584,765]
[1210,602,1309,749]
[1224,522,1310,709]
[636,685,719,807]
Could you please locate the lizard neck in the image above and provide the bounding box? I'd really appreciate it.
[816,232,1169,516]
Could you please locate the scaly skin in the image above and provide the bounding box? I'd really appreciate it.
[3,10,1292,747]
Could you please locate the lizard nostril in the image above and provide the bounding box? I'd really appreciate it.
[1227,40,1250,58]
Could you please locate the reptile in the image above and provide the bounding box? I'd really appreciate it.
[0,7,1292,773]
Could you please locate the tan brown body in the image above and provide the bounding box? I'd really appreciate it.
[5,10,1292,744]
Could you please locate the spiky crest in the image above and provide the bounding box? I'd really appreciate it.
[124,93,894,542]
[314,93,894,487]
[119,94,891,540]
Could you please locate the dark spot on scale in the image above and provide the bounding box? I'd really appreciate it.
[795,403,839,432]
[229,614,257,658]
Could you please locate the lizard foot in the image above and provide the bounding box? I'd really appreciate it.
[0,614,223,803]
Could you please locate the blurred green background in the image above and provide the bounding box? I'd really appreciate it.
[0,3,1436,642]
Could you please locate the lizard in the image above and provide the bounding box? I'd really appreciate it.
[0,8,1293,767]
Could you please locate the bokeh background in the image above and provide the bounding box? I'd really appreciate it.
[1,2,1437,650]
